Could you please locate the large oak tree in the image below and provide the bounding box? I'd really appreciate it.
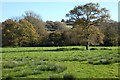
[66,3,110,50]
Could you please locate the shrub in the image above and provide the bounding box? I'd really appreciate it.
[112,57,120,63]
[100,48,112,50]
[18,70,31,77]
[63,74,76,80]
[34,60,47,65]
[71,48,79,50]
[88,58,112,65]
[92,61,101,65]
[15,58,22,61]
[35,63,67,73]
[49,74,61,80]
[13,71,24,77]
[58,57,87,62]
[71,57,80,61]
[36,65,49,71]
[78,58,87,62]
[11,69,33,77]
[53,65,67,73]
[113,53,120,57]
[71,48,84,50]
[31,70,41,75]
[107,57,113,60]
[100,59,111,64]
[87,59,94,64]
[90,48,98,50]
[3,61,17,68]
[3,74,12,80]
[55,48,70,51]
[47,63,67,73]
[108,52,113,54]
[16,61,27,66]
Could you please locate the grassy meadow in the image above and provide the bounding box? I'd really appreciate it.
[2,46,119,79]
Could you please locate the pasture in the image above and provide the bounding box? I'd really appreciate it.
[2,46,119,79]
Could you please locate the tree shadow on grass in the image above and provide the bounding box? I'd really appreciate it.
[2,50,44,53]
[2,47,113,53]
[2,48,85,53]
[44,48,85,51]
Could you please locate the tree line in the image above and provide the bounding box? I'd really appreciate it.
[1,3,119,50]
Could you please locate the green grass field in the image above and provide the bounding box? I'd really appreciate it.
[2,46,119,79]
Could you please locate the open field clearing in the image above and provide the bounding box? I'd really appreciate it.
[2,46,119,79]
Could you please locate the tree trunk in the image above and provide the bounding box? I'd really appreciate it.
[86,42,89,50]
[85,26,89,50]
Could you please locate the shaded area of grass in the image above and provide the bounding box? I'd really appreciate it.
[45,48,85,51]
[2,47,114,53]
[2,47,85,53]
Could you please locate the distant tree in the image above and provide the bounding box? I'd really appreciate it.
[66,3,110,50]
[45,21,68,31]
[99,21,119,46]
[45,21,55,31]
[62,25,104,46]
[19,19,40,46]
[44,21,68,46]
[0,22,2,46]
[44,31,63,46]
[54,21,68,31]
[62,27,80,45]
[0,22,2,29]
[2,19,20,46]
[23,11,48,44]
[61,19,65,22]
[118,22,120,46]
[2,19,40,46]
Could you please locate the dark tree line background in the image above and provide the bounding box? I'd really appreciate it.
[1,3,119,49]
